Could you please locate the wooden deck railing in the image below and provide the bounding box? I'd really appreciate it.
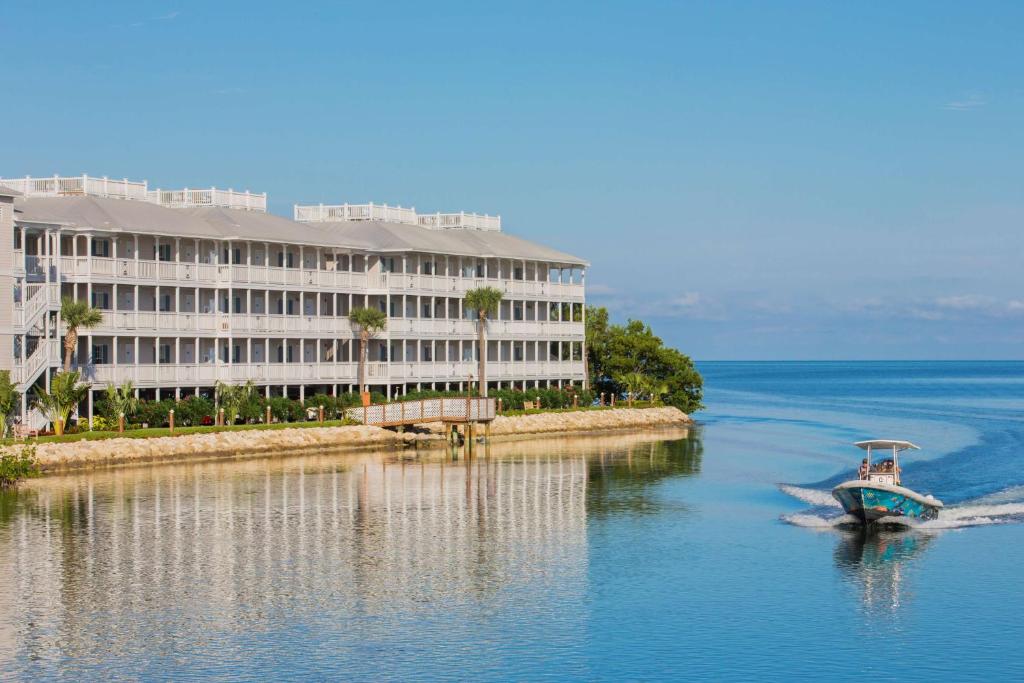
[347,397,496,426]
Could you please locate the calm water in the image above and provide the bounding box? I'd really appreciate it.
[1,361,1023,681]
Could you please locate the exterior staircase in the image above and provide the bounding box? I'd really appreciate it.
[13,283,61,393]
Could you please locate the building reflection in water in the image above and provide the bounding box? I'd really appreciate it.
[0,427,700,675]
[832,527,933,613]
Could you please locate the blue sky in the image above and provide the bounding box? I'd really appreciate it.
[2,1,1022,359]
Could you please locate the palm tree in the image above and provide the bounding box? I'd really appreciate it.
[60,297,103,372]
[104,381,139,431]
[35,370,89,436]
[464,287,503,397]
[0,371,19,439]
[349,307,388,399]
[215,380,258,425]
[617,371,651,407]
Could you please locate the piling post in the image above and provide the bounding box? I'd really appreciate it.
[118,412,125,433]
[266,405,272,424]
[169,409,175,433]
[318,405,324,423]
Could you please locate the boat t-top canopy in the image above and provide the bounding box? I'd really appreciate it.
[854,440,920,452]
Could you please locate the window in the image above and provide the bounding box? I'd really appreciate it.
[159,294,172,312]
[233,345,241,363]
[157,244,172,262]
[381,257,395,273]
[233,248,242,265]
[234,297,242,314]
[91,239,111,257]
[91,292,110,309]
[159,344,172,364]
[92,344,109,365]
[422,344,432,362]
[514,266,524,280]
[422,302,432,319]
[422,260,434,275]
[476,262,485,278]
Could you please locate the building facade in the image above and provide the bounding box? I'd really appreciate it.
[1,175,587,426]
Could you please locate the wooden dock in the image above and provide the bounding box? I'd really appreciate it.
[347,397,496,428]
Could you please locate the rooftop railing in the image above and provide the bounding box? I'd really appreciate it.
[295,204,502,231]
[1,175,267,211]
[148,187,267,212]
[294,203,419,225]
[0,174,149,201]
[417,212,501,232]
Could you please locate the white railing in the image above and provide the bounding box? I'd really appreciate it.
[294,203,418,225]
[417,212,501,232]
[348,397,496,426]
[15,340,60,389]
[77,360,584,387]
[15,282,57,329]
[148,187,267,212]
[0,175,148,201]
[50,255,585,300]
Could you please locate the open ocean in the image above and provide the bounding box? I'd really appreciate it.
[1,361,1022,681]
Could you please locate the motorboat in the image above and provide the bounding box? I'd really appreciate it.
[831,440,943,523]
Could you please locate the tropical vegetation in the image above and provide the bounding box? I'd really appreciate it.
[0,444,38,488]
[464,286,503,397]
[349,307,388,397]
[60,297,103,372]
[103,381,139,430]
[0,371,19,439]
[585,306,703,413]
[34,370,90,436]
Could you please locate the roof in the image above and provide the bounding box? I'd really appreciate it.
[0,185,22,198]
[13,195,587,265]
[854,440,920,452]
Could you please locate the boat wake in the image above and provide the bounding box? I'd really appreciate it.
[778,484,1024,530]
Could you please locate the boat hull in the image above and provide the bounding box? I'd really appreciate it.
[832,481,942,523]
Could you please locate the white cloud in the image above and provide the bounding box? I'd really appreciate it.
[670,292,701,308]
[942,93,986,111]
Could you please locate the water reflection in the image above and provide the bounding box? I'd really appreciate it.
[833,528,933,613]
[0,427,699,678]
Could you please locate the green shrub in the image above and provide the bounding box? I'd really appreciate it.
[91,415,113,431]
[0,444,39,488]
[264,396,305,423]
[176,395,215,426]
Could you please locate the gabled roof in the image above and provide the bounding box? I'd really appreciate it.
[13,195,587,265]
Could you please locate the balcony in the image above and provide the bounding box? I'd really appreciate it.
[76,311,582,339]
[49,255,584,301]
[79,360,585,387]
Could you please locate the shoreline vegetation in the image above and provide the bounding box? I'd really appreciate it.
[23,406,692,473]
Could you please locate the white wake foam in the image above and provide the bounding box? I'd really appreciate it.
[779,484,841,508]
[969,485,1024,505]
[782,513,858,528]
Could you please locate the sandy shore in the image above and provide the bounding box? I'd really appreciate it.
[29,407,692,473]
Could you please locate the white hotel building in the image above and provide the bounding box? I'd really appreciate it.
[0,175,586,426]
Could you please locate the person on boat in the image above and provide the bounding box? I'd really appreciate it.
[858,458,869,479]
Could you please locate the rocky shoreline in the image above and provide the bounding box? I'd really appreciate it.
[30,407,692,473]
